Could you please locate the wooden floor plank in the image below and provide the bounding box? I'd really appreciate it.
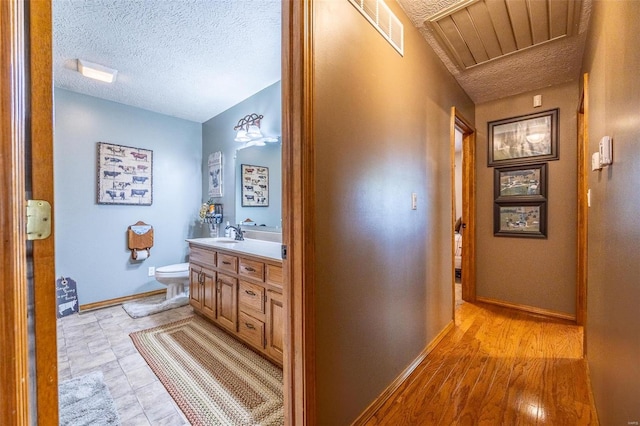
[365,302,599,425]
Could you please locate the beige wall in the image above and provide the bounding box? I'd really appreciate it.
[475,82,579,316]
[312,1,474,423]
[581,1,640,424]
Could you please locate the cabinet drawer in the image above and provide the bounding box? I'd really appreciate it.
[217,253,238,273]
[266,264,283,287]
[239,280,265,314]
[239,258,264,281]
[190,247,216,268]
[238,312,265,348]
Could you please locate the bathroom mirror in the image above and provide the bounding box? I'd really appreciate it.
[234,143,282,231]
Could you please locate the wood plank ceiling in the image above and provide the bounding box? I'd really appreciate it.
[426,0,583,70]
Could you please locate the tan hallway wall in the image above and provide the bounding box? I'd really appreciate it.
[581,1,640,424]
[475,82,579,317]
[312,0,474,424]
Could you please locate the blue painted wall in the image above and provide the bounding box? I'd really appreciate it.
[54,89,203,306]
[202,81,282,228]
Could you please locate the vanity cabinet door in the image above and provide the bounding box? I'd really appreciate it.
[189,266,202,310]
[201,268,216,320]
[216,273,237,332]
[266,290,284,363]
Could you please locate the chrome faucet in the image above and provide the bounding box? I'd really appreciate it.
[225,224,244,241]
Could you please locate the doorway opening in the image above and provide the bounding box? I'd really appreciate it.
[450,108,476,315]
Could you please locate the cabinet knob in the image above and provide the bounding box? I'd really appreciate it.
[222,261,231,265]
[245,322,255,330]
[245,290,257,296]
[244,266,256,272]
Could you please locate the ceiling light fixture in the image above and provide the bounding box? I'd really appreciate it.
[77,59,118,83]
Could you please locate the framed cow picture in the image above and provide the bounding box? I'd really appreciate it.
[97,142,153,205]
[241,164,269,207]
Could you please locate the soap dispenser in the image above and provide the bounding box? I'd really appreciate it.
[224,221,230,238]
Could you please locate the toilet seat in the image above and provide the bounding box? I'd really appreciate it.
[155,262,189,278]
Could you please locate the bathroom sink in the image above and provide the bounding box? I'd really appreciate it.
[209,237,239,243]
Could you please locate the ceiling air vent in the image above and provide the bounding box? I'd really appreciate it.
[426,0,583,70]
[349,0,404,56]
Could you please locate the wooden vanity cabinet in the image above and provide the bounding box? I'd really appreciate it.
[189,243,283,365]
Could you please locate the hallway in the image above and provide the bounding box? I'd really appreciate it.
[365,303,598,425]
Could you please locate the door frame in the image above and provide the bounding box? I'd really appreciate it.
[450,107,476,304]
[576,73,589,331]
[282,0,316,424]
[4,1,316,424]
[1,1,57,424]
[1,0,31,423]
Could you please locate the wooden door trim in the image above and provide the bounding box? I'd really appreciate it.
[451,108,476,303]
[282,1,316,424]
[1,0,30,424]
[576,73,589,329]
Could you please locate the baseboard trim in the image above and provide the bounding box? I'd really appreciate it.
[476,296,576,322]
[351,320,455,425]
[79,289,166,312]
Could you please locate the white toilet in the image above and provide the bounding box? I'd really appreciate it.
[154,263,190,300]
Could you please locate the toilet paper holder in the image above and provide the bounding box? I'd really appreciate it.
[128,221,153,260]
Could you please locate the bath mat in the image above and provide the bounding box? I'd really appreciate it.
[59,370,120,426]
[130,315,283,425]
[122,293,189,318]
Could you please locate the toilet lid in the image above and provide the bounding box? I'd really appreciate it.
[156,262,189,273]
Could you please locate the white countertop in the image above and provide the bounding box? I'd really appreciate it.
[186,237,282,262]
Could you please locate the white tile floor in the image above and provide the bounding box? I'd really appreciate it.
[57,302,195,425]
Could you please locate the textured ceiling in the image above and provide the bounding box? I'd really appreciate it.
[397,0,592,104]
[53,0,281,123]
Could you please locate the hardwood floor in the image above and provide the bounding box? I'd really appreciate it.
[365,302,598,425]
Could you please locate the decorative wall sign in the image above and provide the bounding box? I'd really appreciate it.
[241,164,269,207]
[56,276,78,318]
[208,151,223,198]
[488,108,559,167]
[97,142,153,205]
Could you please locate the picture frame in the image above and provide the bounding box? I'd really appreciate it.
[488,108,559,167]
[241,164,269,207]
[494,163,547,201]
[97,142,153,205]
[494,201,547,238]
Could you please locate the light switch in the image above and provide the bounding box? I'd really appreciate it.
[411,193,417,210]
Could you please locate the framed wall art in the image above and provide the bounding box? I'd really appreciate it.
[494,163,547,201]
[97,142,153,205]
[241,164,269,207]
[488,108,559,167]
[494,201,547,238]
[208,151,223,198]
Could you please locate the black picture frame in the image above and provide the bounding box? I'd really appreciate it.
[494,163,547,202]
[494,201,547,238]
[488,108,559,167]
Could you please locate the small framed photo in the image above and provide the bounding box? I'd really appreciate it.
[488,108,558,167]
[494,201,547,238]
[241,164,269,207]
[97,142,153,205]
[494,163,547,201]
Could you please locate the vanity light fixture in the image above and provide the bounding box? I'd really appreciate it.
[77,59,118,83]
[234,113,264,142]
